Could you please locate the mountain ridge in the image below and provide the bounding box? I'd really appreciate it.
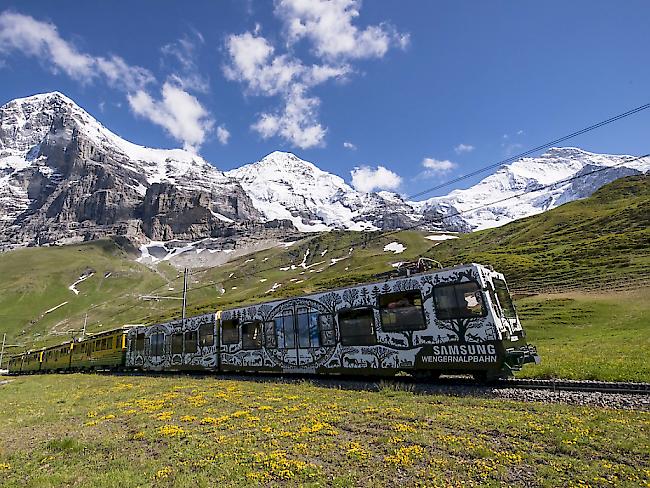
[1,91,648,249]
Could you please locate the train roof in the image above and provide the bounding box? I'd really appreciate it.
[219,262,491,313]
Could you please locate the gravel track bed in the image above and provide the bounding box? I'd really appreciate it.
[217,374,650,411]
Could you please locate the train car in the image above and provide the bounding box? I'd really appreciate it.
[42,342,73,372]
[217,263,538,380]
[126,262,538,380]
[125,314,217,372]
[70,328,131,371]
[20,350,44,373]
[6,354,23,374]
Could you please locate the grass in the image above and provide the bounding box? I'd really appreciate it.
[0,240,175,347]
[516,289,650,382]
[0,374,648,487]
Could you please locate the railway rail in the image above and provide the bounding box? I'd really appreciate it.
[495,378,650,395]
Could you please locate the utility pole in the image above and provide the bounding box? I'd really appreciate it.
[181,268,189,362]
[182,268,188,326]
[82,313,87,340]
[0,333,5,369]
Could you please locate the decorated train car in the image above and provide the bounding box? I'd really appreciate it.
[126,314,217,372]
[216,263,538,380]
[125,263,539,380]
[7,263,539,380]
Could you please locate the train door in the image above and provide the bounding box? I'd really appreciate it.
[274,304,321,369]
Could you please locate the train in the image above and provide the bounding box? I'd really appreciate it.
[6,262,540,381]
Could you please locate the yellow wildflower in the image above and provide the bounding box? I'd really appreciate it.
[154,466,173,480]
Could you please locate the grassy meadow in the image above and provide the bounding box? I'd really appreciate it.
[517,289,650,382]
[0,374,648,487]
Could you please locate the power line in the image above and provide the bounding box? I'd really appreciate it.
[407,102,650,200]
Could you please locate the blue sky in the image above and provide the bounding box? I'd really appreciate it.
[0,0,649,199]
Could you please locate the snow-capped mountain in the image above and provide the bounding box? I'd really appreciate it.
[225,152,423,232]
[0,92,262,247]
[0,91,647,250]
[413,147,650,230]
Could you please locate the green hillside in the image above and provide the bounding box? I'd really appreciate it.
[0,240,177,348]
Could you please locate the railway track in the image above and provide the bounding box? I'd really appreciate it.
[495,378,650,395]
[11,369,650,396]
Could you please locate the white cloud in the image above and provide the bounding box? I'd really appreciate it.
[216,125,230,145]
[0,11,153,92]
[502,143,523,156]
[350,165,402,193]
[343,141,357,150]
[128,82,214,152]
[454,143,474,154]
[421,157,457,176]
[0,12,223,152]
[275,0,409,60]
[224,1,406,148]
[161,32,210,93]
[252,85,326,148]
[516,129,524,135]
[224,31,346,148]
[95,55,155,92]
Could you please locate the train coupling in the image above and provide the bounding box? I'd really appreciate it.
[504,344,541,372]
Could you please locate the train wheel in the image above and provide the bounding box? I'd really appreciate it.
[473,371,498,383]
[409,370,441,381]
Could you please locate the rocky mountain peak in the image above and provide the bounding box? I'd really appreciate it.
[0,91,265,249]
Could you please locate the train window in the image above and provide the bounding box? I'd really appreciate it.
[200,322,215,347]
[264,321,277,349]
[493,279,517,318]
[318,314,336,346]
[338,308,377,346]
[184,331,198,353]
[151,332,165,356]
[274,311,294,349]
[135,333,145,351]
[221,319,239,345]
[379,290,427,332]
[242,321,263,350]
[171,333,183,355]
[433,282,486,320]
[295,308,320,348]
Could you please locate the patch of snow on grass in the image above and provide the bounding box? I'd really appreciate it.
[266,282,282,293]
[69,272,94,295]
[299,249,310,269]
[44,302,68,314]
[425,234,459,242]
[383,242,406,254]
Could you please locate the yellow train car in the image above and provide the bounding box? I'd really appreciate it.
[21,350,44,373]
[70,328,129,371]
[41,343,73,372]
[6,354,23,374]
